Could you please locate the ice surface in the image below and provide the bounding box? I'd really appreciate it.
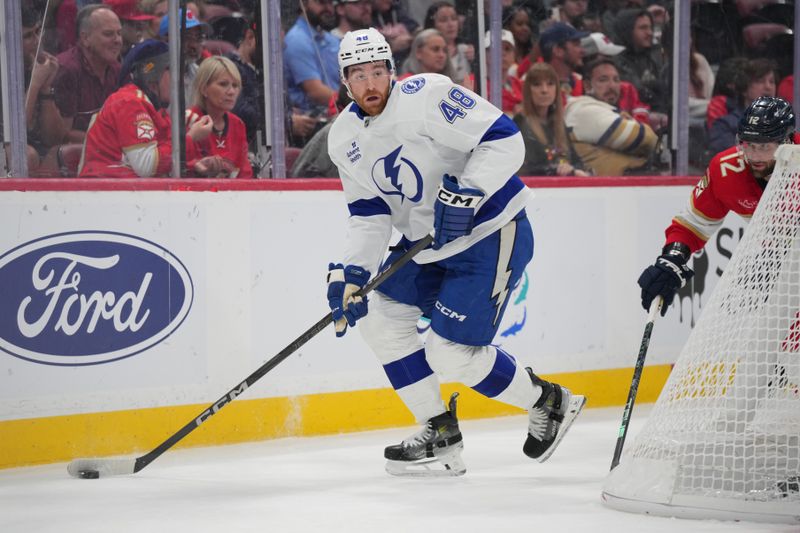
[0,406,792,533]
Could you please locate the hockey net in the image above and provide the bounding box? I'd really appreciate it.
[602,144,800,524]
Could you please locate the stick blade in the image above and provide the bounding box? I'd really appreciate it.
[67,457,137,478]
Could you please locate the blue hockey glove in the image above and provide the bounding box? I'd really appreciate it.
[637,244,694,316]
[327,263,371,337]
[433,174,485,250]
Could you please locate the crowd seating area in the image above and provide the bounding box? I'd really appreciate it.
[5,0,796,178]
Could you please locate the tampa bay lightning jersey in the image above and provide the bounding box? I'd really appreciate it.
[327,73,532,275]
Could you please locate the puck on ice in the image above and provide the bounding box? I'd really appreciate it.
[78,470,99,479]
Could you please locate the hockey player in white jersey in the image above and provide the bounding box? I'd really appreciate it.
[326,28,586,476]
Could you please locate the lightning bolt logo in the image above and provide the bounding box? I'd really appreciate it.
[491,222,517,326]
[371,145,423,203]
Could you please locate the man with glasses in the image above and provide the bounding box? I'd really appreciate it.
[638,96,799,317]
[158,9,210,104]
[324,28,586,477]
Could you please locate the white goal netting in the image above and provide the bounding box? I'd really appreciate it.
[602,145,800,525]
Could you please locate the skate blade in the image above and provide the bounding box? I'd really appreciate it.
[385,447,466,477]
[536,395,587,463]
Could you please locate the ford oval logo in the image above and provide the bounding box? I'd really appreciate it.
[0,231,193,366]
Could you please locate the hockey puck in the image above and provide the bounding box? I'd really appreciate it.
[78,469,100,479]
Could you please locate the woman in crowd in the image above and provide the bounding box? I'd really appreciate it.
[513,63,588,176]
[503,5,534,79]
[424,2,473,87]
[399,28,457,82]
[186,55,253,178]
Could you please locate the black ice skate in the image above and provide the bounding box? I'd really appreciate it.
[524,368,586,462]
[384,392,466,477]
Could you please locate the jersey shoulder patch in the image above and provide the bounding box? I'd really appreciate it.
[400,77,426,94]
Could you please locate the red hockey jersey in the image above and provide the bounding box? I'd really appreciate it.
[80,84,198,178]
[665,134,800,252]
[185,106,253,179]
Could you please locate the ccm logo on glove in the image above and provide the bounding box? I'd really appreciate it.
[436,187,483,207]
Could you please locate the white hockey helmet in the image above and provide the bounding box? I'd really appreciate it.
[338,28,395,80]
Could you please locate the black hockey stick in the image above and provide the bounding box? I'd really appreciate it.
[610,296,662,471]
[67,235,434,479]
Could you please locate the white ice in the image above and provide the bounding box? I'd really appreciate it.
[0,405,794,533]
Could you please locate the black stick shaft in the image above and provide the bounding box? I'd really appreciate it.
[133,235,434,473]
[610,297,662,471]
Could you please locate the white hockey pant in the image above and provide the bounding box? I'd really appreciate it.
[360,292,541,424]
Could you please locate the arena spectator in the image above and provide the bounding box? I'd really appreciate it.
[331,0,373,39]
[104,0,157,59]
[580,31,663,130]
[539,22,587,98]
[186,56,253,178]
[502,5,534,79]
[424,1,473,86]
[138,0,168,40]
[565,57,658,175]
[708,58,777,154]
[546,0,590,31]
[291,85,352,178]
[284,0,340,115]
[22,8,65,173]
[211,16,262,148]
[372,0,418,67]
[158,8,211,105]
[513,63,588,176]
[612,8,667,111]
[399,29,457,81]
[777,74,793,105]
[80,40,222,178]
[483,29,524,116]
[705,57,749,131]
[53,4,122,144]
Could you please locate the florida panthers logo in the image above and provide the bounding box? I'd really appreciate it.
[371,145,423,203]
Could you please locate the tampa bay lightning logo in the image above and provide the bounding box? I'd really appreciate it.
[401,77,426,94]
[371,145,423,203]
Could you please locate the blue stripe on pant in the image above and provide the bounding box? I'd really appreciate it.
[471,347,516,398]
[383,349,434,390]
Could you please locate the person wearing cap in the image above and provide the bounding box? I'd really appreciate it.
[158,8,211,104]
[564,56,658,175]
[52,4,122,144]
[79,39,224,178]
[580,32,658,129]
[104,0,156,59]
[331,0,373,39]
[466,30,523,116]
[539,22,588,98]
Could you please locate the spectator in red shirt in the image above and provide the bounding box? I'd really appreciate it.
[53,4,123,144]
[80,40,220,178]
[186,56,254,178]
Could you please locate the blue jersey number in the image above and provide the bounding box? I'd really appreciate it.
[438,87,477,123]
